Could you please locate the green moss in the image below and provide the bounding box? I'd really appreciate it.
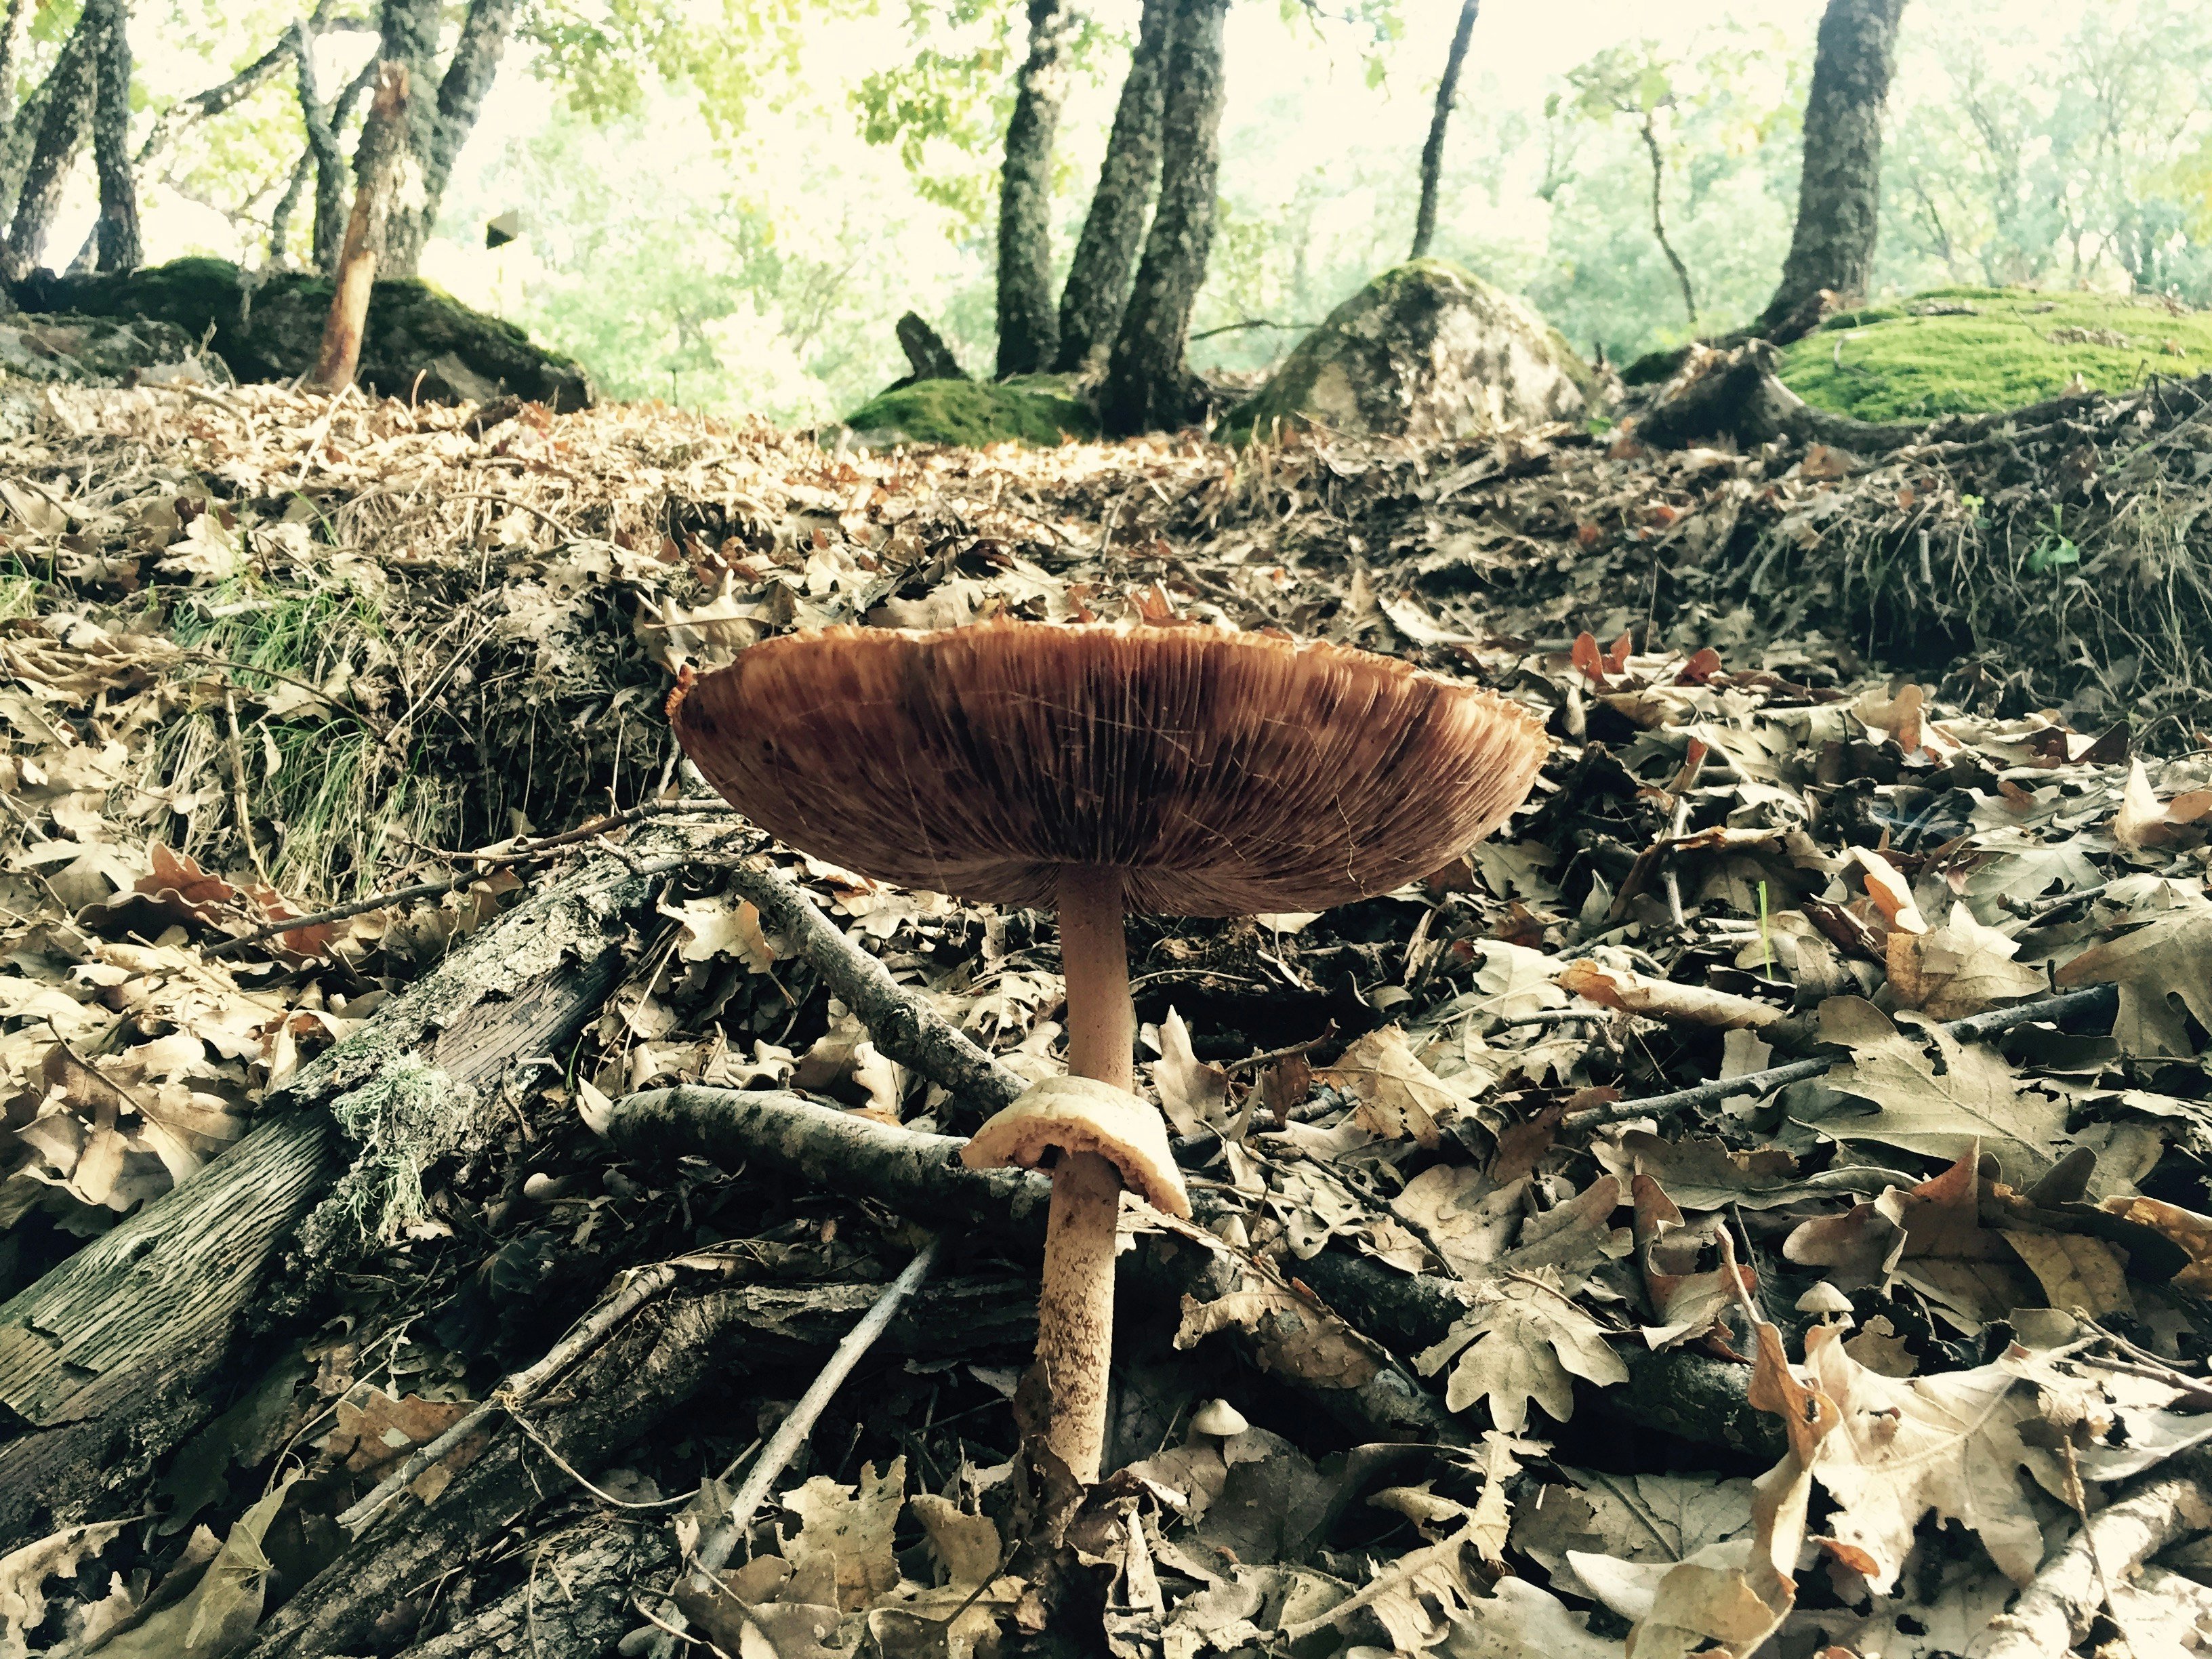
[841,377,1096,447]
[1780,288,2212,423]
[19,258,593,409]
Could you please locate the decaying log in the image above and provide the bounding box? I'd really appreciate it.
[247,1262,1030,1656]
[609,1085,1460,1448]
[394,1523,674,1659]
[0,832,719,1551]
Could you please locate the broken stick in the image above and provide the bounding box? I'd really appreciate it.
[647,1237,944,1657]
[1563,981,2119,1131]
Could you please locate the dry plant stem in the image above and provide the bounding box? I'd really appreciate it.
[718,857,1024,1112]
[1965,1450,2212,1659]
[339,1261,686,1536]
[648,1239,943,1659]
[1564,982,2120,1130]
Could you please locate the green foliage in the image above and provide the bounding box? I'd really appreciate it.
[842,377,1097,446]
[1777,288,2212,423]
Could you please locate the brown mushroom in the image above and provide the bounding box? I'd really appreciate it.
[668,619,1549,1481]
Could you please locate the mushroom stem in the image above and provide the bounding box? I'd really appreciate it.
[1036,1149,1120,1483]
[1057,864,1134,1090]
[1032,863,1136,1484]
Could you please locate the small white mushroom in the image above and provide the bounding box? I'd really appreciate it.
[1189,1397,1249,1438]
[1795,1282,1855,1318]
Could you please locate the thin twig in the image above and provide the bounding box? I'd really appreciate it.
[340,1261,686,1535]
[203,805,731,959]
[1563,982,2120,1131]
[648,1237,943,1657]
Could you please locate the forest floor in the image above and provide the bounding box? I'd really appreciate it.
[2,370,2212,1658]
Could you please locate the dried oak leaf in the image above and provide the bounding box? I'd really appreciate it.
[1813,998,2066,1181]
[781,1457,905,1612]
[1882,903,2043,1020]
[1174,1288,1380,1390]
[1148,1005,1231,1136]
[1317,1024,1483,1148]
[2055,907,2212,1061]
[1802,1326,2061,1593]
[1415,1271,1628,1432]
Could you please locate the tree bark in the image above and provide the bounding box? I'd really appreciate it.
[0,0,28,131]
[1101,0,1232,437]
[0,843,687,1553]
[995,0,1078,377]
[376,0,518,278]
[309,60,409,392]
[1763,0,1908,325]
[1053,0,1168,373]
[1409,0,1477,260]
[88,0,138,274]
[0,8,98,282]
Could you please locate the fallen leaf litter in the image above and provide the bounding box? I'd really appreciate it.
[0,372,2209,1656]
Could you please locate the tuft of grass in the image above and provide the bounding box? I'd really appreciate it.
[1779,287,2212,424]
[0,556,41,621]
[842,376,1097,447]
[169,574,385,693]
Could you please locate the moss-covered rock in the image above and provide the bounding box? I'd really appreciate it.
[12,258,592,409]
[1778,287,2212,422]
[0,312,199,384]
[842,375,1096,447]
[1230,260,1590,441]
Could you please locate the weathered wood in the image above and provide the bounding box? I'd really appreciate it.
[239,1265,1029,1658]
[394,1523,674,1658]
[0,840,693,1550]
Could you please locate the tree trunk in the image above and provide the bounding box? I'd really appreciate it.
[0,843,680,1553]
[1763,0,1907,325]
[0,0,28,131]
[89,0,138,274]
[1409,0,1477,260]
[1101,0,1232,437]
[1053,0,1168,373]
[995,0,1077,377]
[376,0,518,278]
[0,9,98,282]
[309,61,409,392]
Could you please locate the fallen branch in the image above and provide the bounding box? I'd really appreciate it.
[1563,982,2118,1131]
[204,800,733,958]
[607,1086,1457,1447]
[1965,1449,2212,1659]
[718,857,1025,1113]
[1291,1244,1786,1460]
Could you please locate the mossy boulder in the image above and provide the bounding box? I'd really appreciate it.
[1231,260,1591,441]
[12,257,592,409]
[842,375,1096,447]
[0,312,200,384]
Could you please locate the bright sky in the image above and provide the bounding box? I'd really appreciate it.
[70,0,1865,317]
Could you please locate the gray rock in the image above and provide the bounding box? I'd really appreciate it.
[1232,260,1591,441]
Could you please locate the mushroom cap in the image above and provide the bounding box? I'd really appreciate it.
[960,1076,1192,1219]
[668,620,1549,915]
[1189,1398,1249,1437]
